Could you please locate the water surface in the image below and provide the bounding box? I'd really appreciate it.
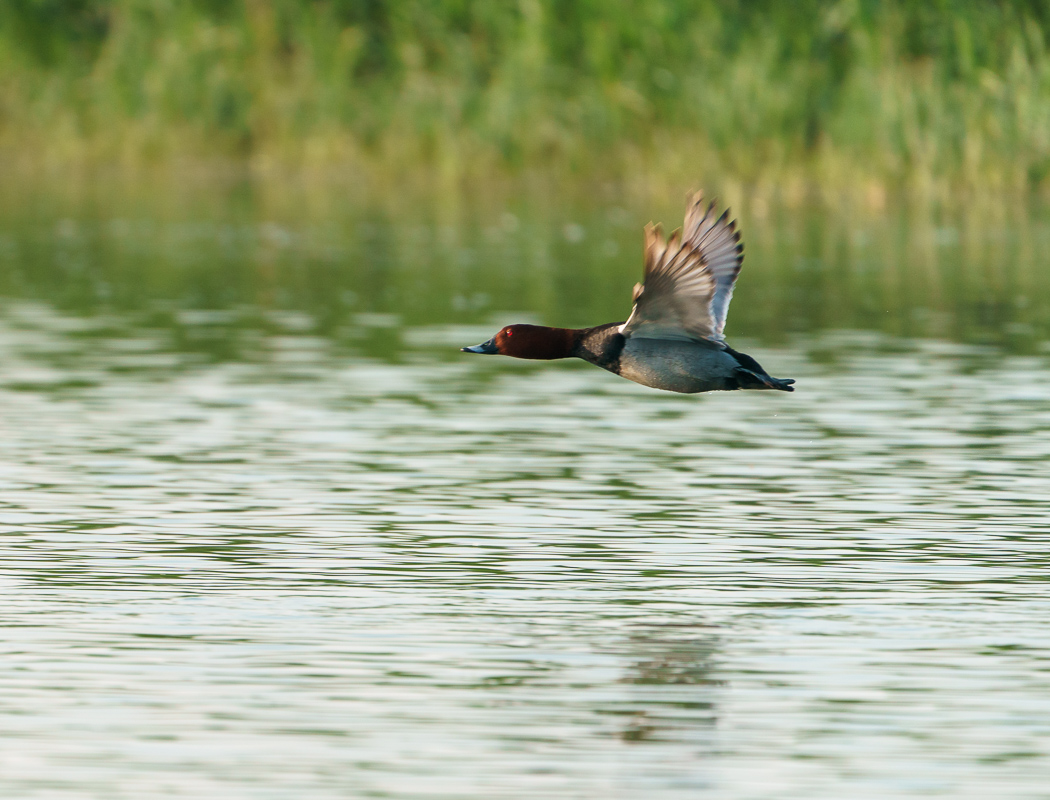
[1,187,1050,798]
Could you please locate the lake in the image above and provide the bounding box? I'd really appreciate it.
[2,178,1049,798]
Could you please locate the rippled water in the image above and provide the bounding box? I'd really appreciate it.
[2,190,1050,798]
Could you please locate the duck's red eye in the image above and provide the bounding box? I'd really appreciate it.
[505,328,513,337]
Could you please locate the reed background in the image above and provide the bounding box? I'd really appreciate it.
[3,0,1050,208]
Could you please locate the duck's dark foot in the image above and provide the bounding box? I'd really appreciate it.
[735,368,795,392]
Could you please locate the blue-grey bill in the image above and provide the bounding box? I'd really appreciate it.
[461,338,498,354]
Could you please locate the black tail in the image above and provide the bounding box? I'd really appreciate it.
[724,345,795,392]
[734,369,795,391]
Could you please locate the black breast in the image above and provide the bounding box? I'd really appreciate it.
[573,323,627,373]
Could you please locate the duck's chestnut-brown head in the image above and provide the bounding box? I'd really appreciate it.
[461,324,574,360]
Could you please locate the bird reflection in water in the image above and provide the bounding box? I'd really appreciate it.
[615,622,723,744]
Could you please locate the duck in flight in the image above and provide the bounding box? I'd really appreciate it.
[462,193,795,394]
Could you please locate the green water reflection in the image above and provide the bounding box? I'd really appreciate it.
[1,180,1047,356]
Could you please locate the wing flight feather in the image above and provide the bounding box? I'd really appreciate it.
[621,192,744,344]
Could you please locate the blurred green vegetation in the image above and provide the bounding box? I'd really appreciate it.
[3,0,1050,206]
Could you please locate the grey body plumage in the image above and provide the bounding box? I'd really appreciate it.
[615,338,739,393]
[572,322,791,394]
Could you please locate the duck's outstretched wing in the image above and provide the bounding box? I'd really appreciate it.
[683,193,743,339]
[621,193,743,345]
